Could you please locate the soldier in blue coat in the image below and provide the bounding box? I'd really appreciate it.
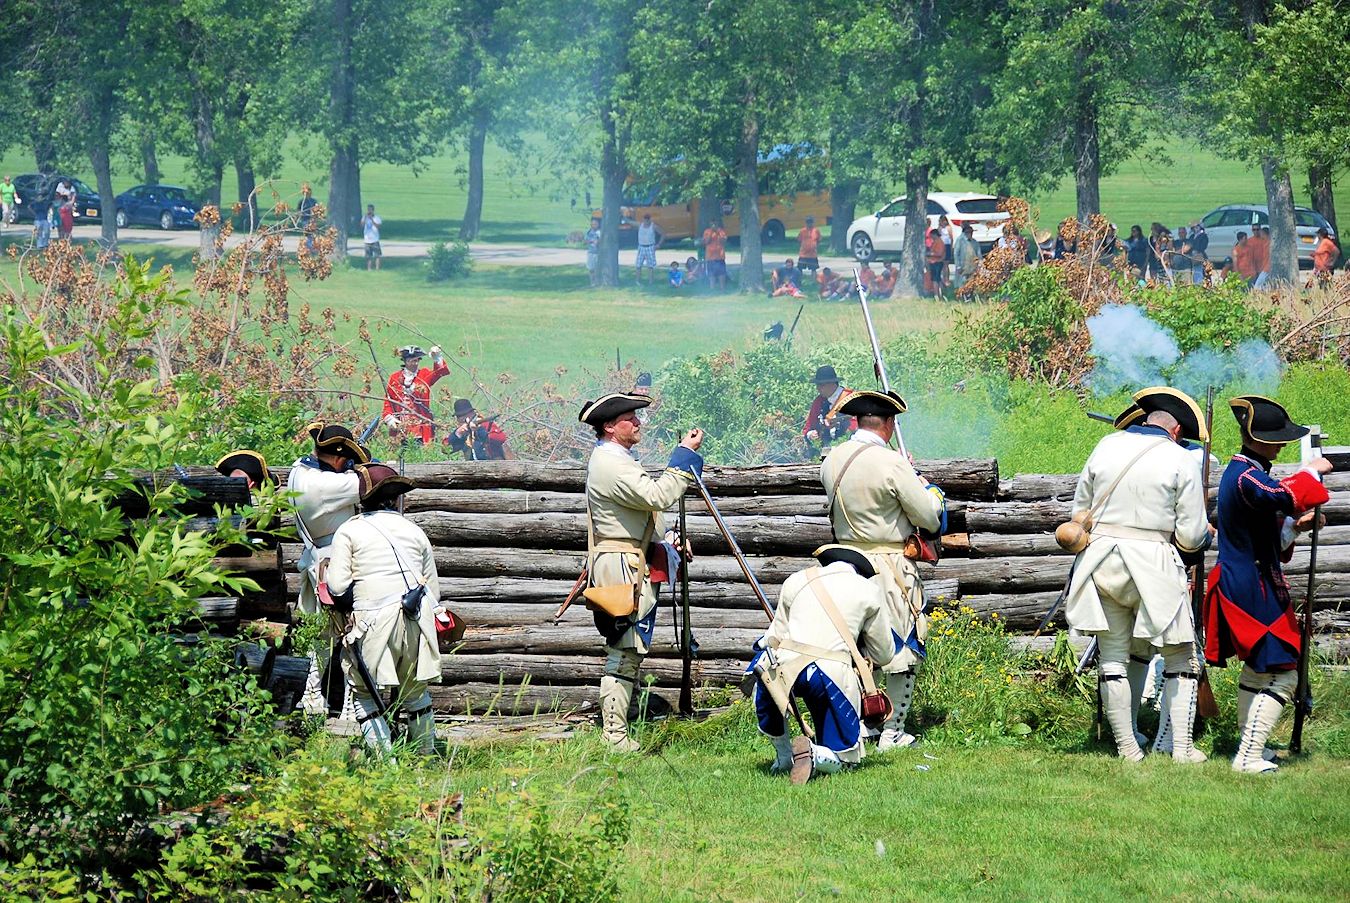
[1205,396,1331,773]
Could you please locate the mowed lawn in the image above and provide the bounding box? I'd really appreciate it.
[1,136,1337,249]
[444,718,1349,902]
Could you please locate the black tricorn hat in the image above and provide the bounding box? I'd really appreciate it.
[397,345,426,361]
[1112,403,1145,430]
[453,398,475,417]
[811,365,841,385]
[813,544,876,578]
[215,449,275,487]
[306,420,372,464]
[839,389,907,418]
[578,392,651,426]
[355,463,414,508]
[1230,395,1308,445]
[1132,387,1207,442]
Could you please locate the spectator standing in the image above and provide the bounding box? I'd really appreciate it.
[702,220,729,291]
[1052,219,1078,260]
[1098,223,1121,263]
[1171,226,1193,285]
[585,216,601,287]
[1148,224,1172,283]
[1124,225,1149,279]
[952,222,981,294]
[936,214,956,263]
[0,176,16,227]
[30,185,51,250]
[770,258,805,298]
[1188,221,1209,285]
[635,213,662,285]
[797,215,822,276]
[57,198,75,241]
[361,204,383,270]
[924,227,947,297]
[1251,225,1272,289]
[1312,228,1339,281]
[298,183,318,254]
[54,179,75,209]
[1232,232,1258,284]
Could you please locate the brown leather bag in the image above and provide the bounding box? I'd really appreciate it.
[581,506,654,619]
[807,570,893,728]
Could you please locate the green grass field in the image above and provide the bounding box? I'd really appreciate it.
[2,137,1338,249]
[438,704,1349,902]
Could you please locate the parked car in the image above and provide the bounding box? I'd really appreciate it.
[114,184,201,230]
[847,192,1009,262]
[1197,203,1336,268]
[11,173,102,223]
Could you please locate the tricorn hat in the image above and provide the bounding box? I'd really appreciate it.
[397,345,426,361]
[215,449,275,487]
[453,398,476,417]
[354,462,414,508]
[306,420,372,464]
[812,365,841,385]
[1132,387,1207,442]
[1230,395,1308,445]
[812,544,876,578]
[1112,403,1145,430]
[578,392,651,426]
[839,389,908,418]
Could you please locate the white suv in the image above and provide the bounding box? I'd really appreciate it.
[847,192,1009,262]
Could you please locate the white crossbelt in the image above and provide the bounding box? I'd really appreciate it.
[1091,523,1173,543]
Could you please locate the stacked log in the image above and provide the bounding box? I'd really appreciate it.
[259,460,1349,716]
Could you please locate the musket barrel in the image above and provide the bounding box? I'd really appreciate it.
[692,471,774,621]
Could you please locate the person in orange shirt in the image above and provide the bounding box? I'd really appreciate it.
[701,219,729,290]
[1312,228,1340,280]
[1231,231,1258,284]
[1250,226,1272,288]
[797,215,822,277]
[382,345,450,445]
[873,262,897,298]
[925,227,947,297]
[857,263,876,293]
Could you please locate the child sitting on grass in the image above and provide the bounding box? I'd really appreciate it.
[668,260,684,288]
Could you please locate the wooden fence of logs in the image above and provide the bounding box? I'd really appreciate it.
[162,458,1345,717]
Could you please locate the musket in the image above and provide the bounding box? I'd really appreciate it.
[552,567,589,624]
[325,609,386,720]
[359,339,387,443]
[1086,411,1114,425]
[1192,387,1218,719]
[1075,637,1103,740]
[852,268,908,457]
[678,494,694,717]
[1030,559,1077,639]
[692,470,809,736]
[784,303,805,348]
[1291,426,1325,754]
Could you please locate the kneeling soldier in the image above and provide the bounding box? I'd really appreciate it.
[820,389,946,750]
[747,545,894,783]
[1206,396,1331,773]
[1065,388,1211,762]
[324,464,443,755]
[579,392,703,752]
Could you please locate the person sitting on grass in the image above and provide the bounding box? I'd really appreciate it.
[872,262,897,299]
[685,256,705,286]
[669,260,684,288]
[816,266,844,299]
[771,258,805,298]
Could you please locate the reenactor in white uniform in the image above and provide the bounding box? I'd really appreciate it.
[286,421,369,714]
[1065,388,1211,762]
[747,545,894,783]
[324,463,443,755]
[578,392,703,752]
[819,390,946,751]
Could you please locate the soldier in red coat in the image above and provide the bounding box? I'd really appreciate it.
[1205,395,1332,773]
[382,345,449,445]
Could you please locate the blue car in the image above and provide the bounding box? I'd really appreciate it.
[113,184,200,230]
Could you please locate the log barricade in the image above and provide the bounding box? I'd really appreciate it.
[245,458,1350,716]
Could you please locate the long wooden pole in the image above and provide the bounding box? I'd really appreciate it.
[678,495,694,717]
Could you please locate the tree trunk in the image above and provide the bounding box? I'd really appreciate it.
[1072,100,1101,221]
[696,184,720,235]
[1262,157,1299,286]
[190,84,223,259]
[735,109,762,293]
[88,139,117,247]
[140,132,161,185]
[1308,162,1337,234]
[598,115,624,288]
[459,109,490,241]
[898,164,929,296]
[327,0,358,260]
[235,158,257,232]
[829,179,860,254]
[33,134,57,173]
[199,165,224,258]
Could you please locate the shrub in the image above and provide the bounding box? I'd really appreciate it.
[427,240,473,281]
[967,265,1091,385]
[1130,276,1276,352]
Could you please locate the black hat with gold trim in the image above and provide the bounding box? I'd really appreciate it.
[578,392,651,426]
[838,389,908,418]
[1112,403,1145,430]
[397,345,426,362]
[1131,387,1206,442]
[1230,395,1308,445]
[306,420,372,464]
[215,449,275,486]
[355,462,414,508]
[812,544,876,578]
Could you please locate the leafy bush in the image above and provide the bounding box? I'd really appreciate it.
[427,240,473,281]
[967,265,1090,385]
[0,293,285,869]
[1130,276,1276,352]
